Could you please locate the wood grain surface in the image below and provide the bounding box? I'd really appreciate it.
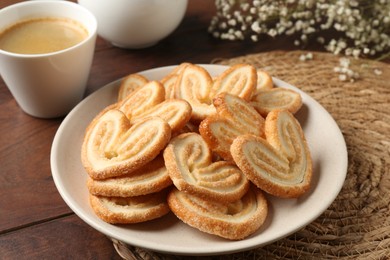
[0,0,388,259]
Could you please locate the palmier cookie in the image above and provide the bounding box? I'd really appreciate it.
[117,80,165,120]
[199,93,265,161]
[231,110,312,198]
[131,99,192,133]
[117,81,192,132]
[118,73,149,101]
[174,63,215,121]
[90,189,170,224]
[210,64,257,101]
[87,155,172,197]
[167,186,268,240]
[255,69,273,94]
[82,109,171,180]
[163,132,249,202]
[160,63,191,99]
[160,74,178,99]
[250,88,302,117]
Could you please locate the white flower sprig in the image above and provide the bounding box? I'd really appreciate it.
[334,57,360,82]
[209,0,390,59]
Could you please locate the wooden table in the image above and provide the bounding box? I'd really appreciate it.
[1,1,388,259]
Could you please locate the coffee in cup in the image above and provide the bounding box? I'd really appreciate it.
[0,17,88,54]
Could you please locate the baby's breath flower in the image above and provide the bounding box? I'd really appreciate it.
[268,28,277,37]
[299,52,314,61]
[251,21,261,33]
[208,0,390,59]
[251,35,258,41]
[374,68,383,75]
[333,57,360,82]
[339,74,347,81]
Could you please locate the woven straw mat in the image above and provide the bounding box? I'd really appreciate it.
[113,51,390,260]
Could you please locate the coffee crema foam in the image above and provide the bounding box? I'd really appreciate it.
[0,17,88,54]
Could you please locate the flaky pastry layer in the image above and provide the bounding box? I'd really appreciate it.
[90,189,170,224]
[167,186,268,240]
[87,155,172,197]
[251,88,302,117]
[231,109,312,198]
[199,93,265,161]
[164,132,249,202]
[81,109,171,180]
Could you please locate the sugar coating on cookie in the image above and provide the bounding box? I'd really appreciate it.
[199,93,265,161]
[118,73,149,101]
[87,155,172,197]
[210,63,257,101]
[164,132,249,203]
[81,109,171,180]
[231,109,312,198]
[167,186,268,240]
[251,88,302,117]
[90,189,170,224]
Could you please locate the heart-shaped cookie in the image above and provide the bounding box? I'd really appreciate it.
[130,99,192,133]
[210,63,257,101]
[117,80,192,132]
[174,63,215,121]
[160,62,191,99]
[167,185,268,240]
[87,154,172,197]
[90,188,170,224]
[255,69,273,94]
[117,73,149,101]
[117,80,166,120]
[199,93,265,161]
[250,88,302,117]
[160,74,178,100]
[174,63,258,121]
[163,132,249,202]
[231,109,312,198]
[82,109,171,180]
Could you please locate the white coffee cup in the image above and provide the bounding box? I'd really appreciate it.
[78,0,188,49]
[0,1,97,118]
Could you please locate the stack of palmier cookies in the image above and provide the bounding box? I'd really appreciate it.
[81,63,312,240]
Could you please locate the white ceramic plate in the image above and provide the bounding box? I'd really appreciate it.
[51,64,348,256]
